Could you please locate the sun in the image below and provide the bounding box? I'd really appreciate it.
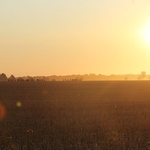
[141,22,150,46]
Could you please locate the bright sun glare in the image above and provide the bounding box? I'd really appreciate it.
[141,22,150,46]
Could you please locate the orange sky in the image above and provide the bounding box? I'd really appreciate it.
[1,0,150,76]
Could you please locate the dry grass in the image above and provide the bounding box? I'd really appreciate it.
[0,81,150,149]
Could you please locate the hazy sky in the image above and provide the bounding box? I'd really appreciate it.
[1,0,150,76]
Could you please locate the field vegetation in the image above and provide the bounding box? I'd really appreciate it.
[0,81,150,149]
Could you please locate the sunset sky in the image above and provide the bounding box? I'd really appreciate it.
[1,0,150,76]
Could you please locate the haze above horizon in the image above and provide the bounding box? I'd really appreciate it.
[1,0,150,76]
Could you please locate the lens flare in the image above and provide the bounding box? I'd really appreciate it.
[0,103,6,120]
[16,101,22,107]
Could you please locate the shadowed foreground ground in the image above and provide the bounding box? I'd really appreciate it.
[0,81,150,149]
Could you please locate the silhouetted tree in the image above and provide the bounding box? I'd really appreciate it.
[137,71,147,80]
[8,75,16,81]
[141,71,146,79]
[0,73,8,81]
[124,76,128,80]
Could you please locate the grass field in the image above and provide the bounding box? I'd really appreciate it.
[0,81,150,149]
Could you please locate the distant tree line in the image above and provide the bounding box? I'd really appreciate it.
[0,73,46,82]
[0,72,150,82]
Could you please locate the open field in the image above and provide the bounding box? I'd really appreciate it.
[0,81,150,149]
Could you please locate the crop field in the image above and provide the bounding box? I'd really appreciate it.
[0,81,150,149]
